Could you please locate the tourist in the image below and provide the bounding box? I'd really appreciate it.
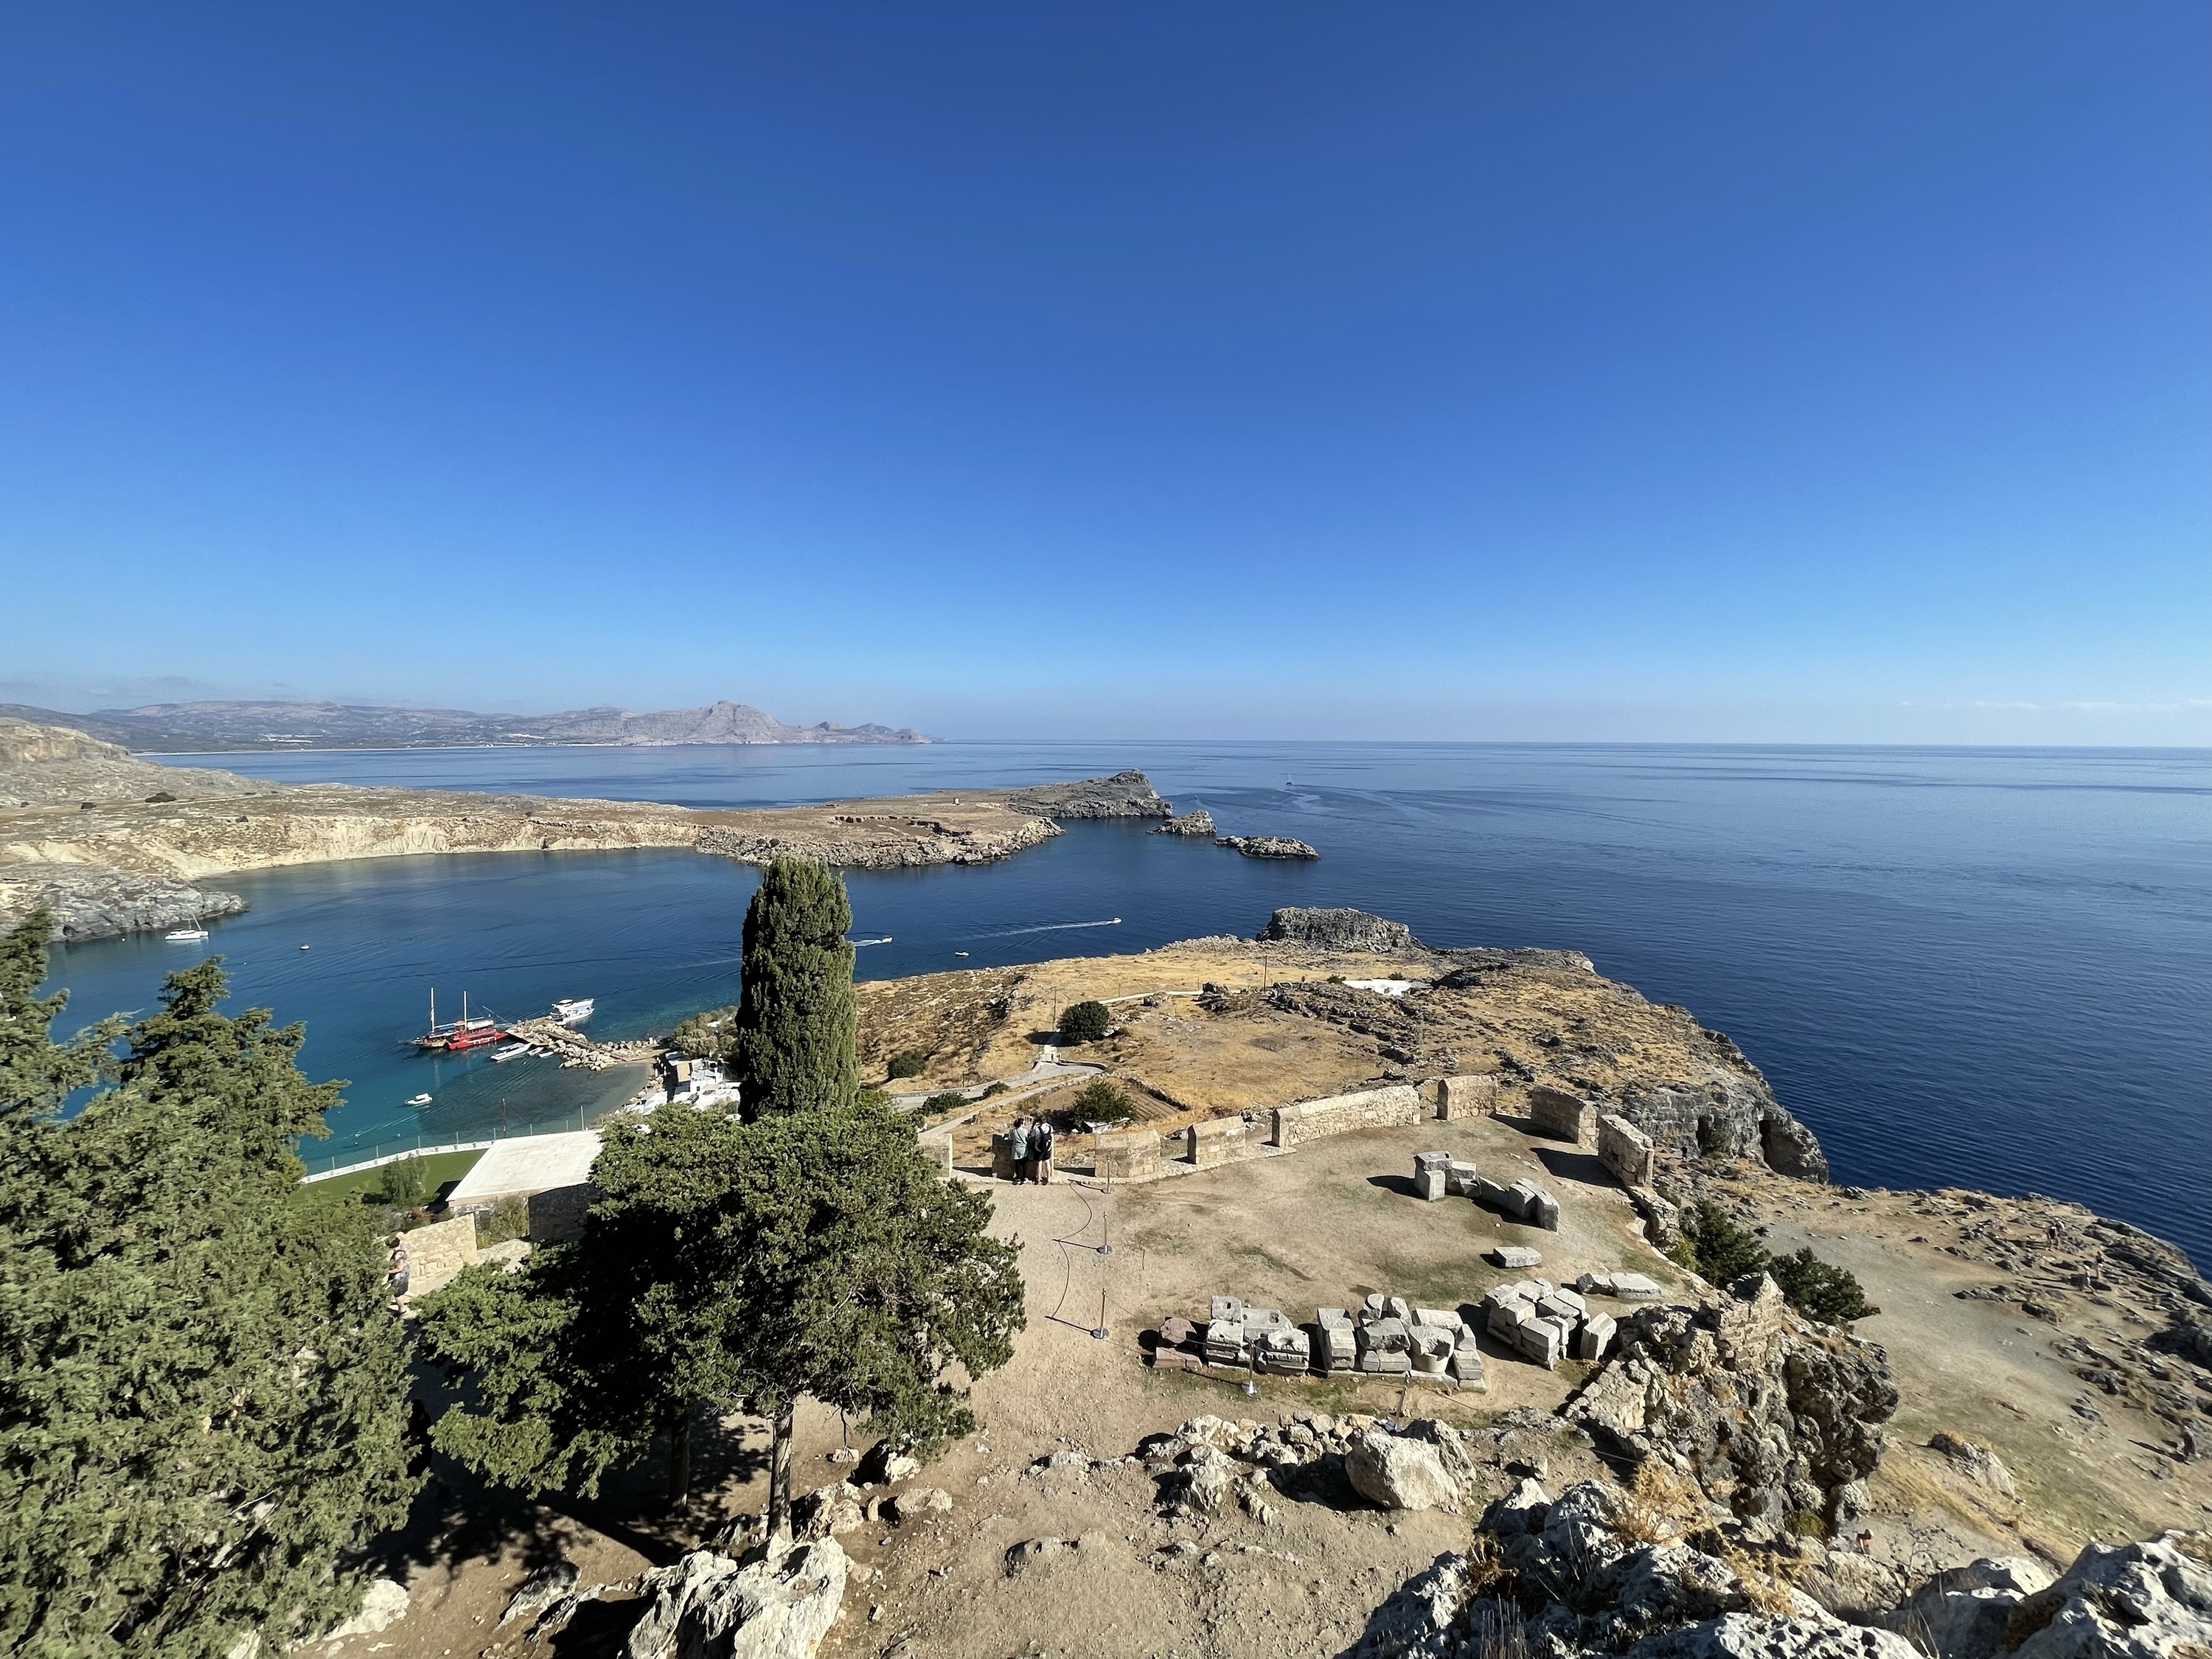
[1034,1115,1055,1184]
[1009,1117,1031,1184]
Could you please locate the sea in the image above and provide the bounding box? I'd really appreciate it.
[37,741,2211,1266]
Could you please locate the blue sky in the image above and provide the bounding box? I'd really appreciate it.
[2,3,2205,742]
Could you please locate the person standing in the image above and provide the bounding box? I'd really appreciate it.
[1034,1115,1055,1185]
[1008,1116,1031,1185]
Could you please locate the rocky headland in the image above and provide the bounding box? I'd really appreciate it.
[0,720,1175,941]
[329,905,2208,1659]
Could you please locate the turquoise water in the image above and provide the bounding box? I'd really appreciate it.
[37,741,2212,1262]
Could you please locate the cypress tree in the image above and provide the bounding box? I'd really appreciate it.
[0,919,417,1658]
[733,857,858,1120]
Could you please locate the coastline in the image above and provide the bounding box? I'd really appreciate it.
[0,759,1175,941]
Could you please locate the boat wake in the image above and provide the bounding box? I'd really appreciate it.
[981,917,1123,938]
[850,936,894,947]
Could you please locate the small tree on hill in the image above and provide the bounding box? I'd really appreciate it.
[1071,1079,1135,1124]
[1059,1000,1111,1044]
[735,858,858,1120]
[0,917,416,1658]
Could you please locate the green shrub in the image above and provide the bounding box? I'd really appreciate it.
[923,1090,970,1113]
[981,1081,1009,1098]
[1059,1001,1112,1044]
[886,1051,929,1080]
[1071,1079,1135,1124]
[379,1153,428,1210]
[1680,1201,1769,1286]
[144,791,176,803]
[475,1196,530,1246]
[669,1004,738,1060]
[1768,1245,1880,1324]
[1677,1200,1879,1325]
[1785,1508,1829,1540]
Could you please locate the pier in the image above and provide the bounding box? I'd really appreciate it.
[502,1016,661,1071]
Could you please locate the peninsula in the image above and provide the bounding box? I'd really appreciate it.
[0,717,1169,941]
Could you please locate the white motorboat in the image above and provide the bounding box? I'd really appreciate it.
[406,1093,432,1107]
[165,926,209,942]
[490,1042,532,1062]
[552,997,594,1026]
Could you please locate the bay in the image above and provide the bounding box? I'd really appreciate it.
[38,740,2211,1265]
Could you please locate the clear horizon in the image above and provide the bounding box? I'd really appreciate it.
[4,4,2205,745]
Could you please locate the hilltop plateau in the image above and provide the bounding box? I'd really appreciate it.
[348,914,2208,1659]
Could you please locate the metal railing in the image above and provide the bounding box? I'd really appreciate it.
[298,1108,592,1182]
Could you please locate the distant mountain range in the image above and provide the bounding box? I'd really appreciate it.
[0,699,930,754]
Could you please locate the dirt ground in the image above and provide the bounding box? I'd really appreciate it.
[1726,1181,2212,1566]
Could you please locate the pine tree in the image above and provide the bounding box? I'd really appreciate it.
[425,863,1023,1537]
[418,1102,755,1507]
[0,919,417,1658]
[722,1091,1025,1540]
[734,857,858,1120]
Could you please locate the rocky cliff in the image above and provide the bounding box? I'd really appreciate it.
[0,863,248,942]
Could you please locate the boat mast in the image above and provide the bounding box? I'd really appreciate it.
[428,987,437,1035]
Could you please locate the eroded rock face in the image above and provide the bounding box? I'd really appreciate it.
[1346,1475,1916,1659]
[1565,1275,1897,1528]
[1878,1535,2212,1659]
[1219,834,1320,860]
[0,862,248,942]
[1004,769,1171,819]
[1256,906,1416,951]
[1618,1076,1829,1183]
[1153,808,1216,837]
[624,1539,848,1659]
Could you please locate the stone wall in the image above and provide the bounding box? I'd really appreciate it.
[1189,1116,1264,1168]
[1093,1125,1167,1183]
[1528,1085,1595,1145]
[400,1214,479,1303]
[524,1183,594,1243]
[1597,1113,1655,1188]
[1433,1073,1500,1121]
[1270,1085,1425,1149]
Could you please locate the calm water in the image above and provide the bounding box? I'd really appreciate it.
[38,742,2211,1263]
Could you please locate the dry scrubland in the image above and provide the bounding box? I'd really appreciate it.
[327,932,2211,1659]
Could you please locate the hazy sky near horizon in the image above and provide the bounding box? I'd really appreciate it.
[3,4,2205,744]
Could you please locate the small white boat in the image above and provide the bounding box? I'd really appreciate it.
[490,1042,531,1062]
[552,997,594,1026]
[165,927,209,942]
[406,1093,433,1107]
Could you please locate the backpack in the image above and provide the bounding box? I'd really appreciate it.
[1036,1119,1055,1155]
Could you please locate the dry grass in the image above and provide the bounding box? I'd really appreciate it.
[1612,1459,1705,1546]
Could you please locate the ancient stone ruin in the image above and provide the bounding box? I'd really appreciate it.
[1528,1084,1597,1145]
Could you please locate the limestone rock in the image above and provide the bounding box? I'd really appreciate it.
[625,1540,848,1659]
[1152,808,1216,837]
[1565,1274,1897,1527]
[1218,835,1320,860]
[500,1559,577,1627]
[0,861,248,943]
[1346,1429,1461,1512]
[2006,1532,2212,1659]
[1256,906,1414,951]
[313,1578,410,1642]
[1928,1431,2017,1498]
[1620,1613,1922,1659]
